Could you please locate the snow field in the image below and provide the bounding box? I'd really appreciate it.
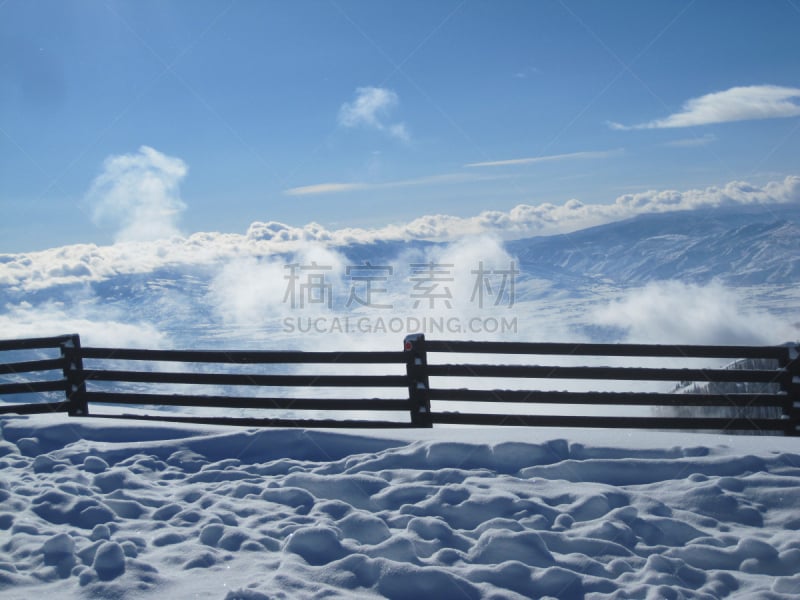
[1,415,799,599]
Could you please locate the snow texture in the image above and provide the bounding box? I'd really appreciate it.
[1,415,799,599]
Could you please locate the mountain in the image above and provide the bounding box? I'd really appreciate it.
[506,204,800,286]
[0,203,798,349]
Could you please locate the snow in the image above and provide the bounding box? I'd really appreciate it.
[1,415,799,599]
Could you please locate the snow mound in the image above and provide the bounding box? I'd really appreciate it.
[1,415,799,599]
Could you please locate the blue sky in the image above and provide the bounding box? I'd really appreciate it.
[2,0,799,252]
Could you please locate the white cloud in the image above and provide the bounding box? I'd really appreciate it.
[610,85,800,130]
[338,87,409,141]
[209,258,290,328]
[2,176,798,293]
[338,86,396,128]
[513,66,540,79]
[85,145,188,242]
[209,244,349,330]
[387,123,410,142]
[465,149,622,168]
[592,281,789,345]
[206,245,403,352]
[427,235,518,312]
[0,300,170,348]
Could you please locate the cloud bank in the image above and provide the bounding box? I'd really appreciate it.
[610,85,800,130]
[338,87,409,141]
[1,176,798,292]
[85,145,188,242]
[0,300,169,348]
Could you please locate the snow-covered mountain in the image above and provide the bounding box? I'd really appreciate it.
[507,204,800,287]
[0,203,798,349]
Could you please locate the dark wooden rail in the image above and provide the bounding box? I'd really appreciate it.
[0,334,76,415]
[0,334,797,435]
[76,345,412,428]
[414,337,799,435]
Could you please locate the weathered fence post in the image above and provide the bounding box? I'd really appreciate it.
[783,344,800,436]
[404,333,432,427]
[61,334,88,417]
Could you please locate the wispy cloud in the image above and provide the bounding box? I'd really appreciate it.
[338,86,409,141]
[513,66,540,79]
[663,134,717,147]
[284,172,496,196]
[284,182,371,196]
[465,149,622,168]
[610,85,800,130]
[84,146,188,242]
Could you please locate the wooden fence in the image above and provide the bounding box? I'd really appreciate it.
[1,333,798,435]
[0,335,79,416]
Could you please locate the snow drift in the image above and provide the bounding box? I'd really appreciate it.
[1,415,799,599]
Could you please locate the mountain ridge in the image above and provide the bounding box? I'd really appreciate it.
[506,204,800,286]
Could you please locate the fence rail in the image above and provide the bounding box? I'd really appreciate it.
[77,343,411,428]
[422,340,793,359]
[0,334,74,416]
[0,333,797,435]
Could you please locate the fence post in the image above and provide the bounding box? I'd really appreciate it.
[404,333,432,428]
[784,344,799,436]
[61,334,88,417]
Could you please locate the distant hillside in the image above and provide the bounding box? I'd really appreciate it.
[659,355,794,433]
[1,202,797,349]
[507,204,800,286]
